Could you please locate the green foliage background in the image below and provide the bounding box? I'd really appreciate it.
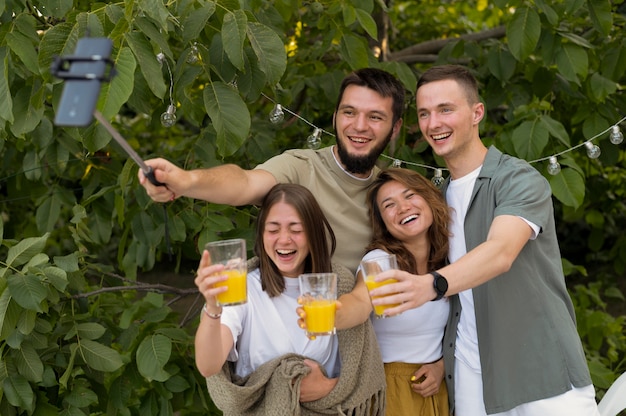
[0,0,625,414]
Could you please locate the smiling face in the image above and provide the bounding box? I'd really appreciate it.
[416,79,484,165]
[262,200,310,278]
[376,180,433,244]
[334,84,401,177]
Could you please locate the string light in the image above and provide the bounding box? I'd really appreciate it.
[307,128,322,149]
[610,125,624,145]
[269,104,285,124]
[432,169,445,188]
[547,156,561,176]
[261,94,625,182]
[160,104,177,128]
[157,52,177,127]
[186,43,199,64]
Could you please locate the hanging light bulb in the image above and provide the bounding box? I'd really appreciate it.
[547,156,561,175]
[584,141,601,159]
[392,159,402,168]
[431,168,445,188]
[186,43,199,64]
[610,125,624,145]
[269,104,285,124]
[307,128,322,149]
[160,104,177,127]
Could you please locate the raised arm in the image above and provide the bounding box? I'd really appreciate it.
[194,250,236,377]
[334,274,373,329]
[139,158,278,206]
[370,215,533,314]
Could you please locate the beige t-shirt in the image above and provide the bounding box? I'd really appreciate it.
[255,146,379,273]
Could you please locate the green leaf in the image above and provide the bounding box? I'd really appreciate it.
[222,10,247,71]
[138,0,170,31]
[36,193,62,233]
[0,47,13,123]
[355,9,378,39]
[5,234,49,270]
[76,322,106,340]
[10,84,44,137]
[548,167,585,209]
[339,33,370,70]
[53,253,80,273]
[7,274,47,311]
[511,119,549,160]
[203,81,250,156]
[342,3,357,26]
[133,15,173,59]
[182,3,216,44]
[100,46,136,119]
[125,31,166,99]
[246,22,286,86]
[44,266,68,292]
[538,115,570,147]
[77,339,124,372]
[588,0,612,37]
[3,374,34,412]
[586,72,617,103]
[600,39,626,81]
[14,343,43,383]
[555,44,588,84]
[64,383,99,408]
[487,46,517,82]
[38,0,74,19]
[136,334,172,382]
[6,31,39,77]
[506,6,541,61]
[38,22,75,83]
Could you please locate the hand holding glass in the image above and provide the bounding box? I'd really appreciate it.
[298,273,337,337]
[361,254,400,318]
[205,239,247,307]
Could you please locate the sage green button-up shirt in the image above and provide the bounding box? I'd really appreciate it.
[443,146,592,414]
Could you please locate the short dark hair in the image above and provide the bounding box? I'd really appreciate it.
[417,64,480,104]
[366,168,451,273]
[336,68,406,125]
[254,183,336,297]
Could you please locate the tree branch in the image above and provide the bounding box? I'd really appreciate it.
[71,284,198,299]
[388,26,506,62]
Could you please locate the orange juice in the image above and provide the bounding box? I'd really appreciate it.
[214,270,247,306]
[365,277,400,317]
[303,299,336,335]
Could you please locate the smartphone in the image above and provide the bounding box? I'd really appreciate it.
[54,37,113,127]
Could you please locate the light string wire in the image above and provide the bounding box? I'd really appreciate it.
[261,93,625,180]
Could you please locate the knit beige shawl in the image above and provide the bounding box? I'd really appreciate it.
[205,260,386,415]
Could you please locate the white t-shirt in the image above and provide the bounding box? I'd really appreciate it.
[359,249,449,363]
[447,166,540,373]
[220,268,340,378]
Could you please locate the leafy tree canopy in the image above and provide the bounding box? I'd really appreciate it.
[0,0,625,414]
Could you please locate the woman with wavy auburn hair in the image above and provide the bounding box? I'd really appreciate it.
[332,168,452,416]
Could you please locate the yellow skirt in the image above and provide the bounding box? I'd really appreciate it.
[384,362,449,416]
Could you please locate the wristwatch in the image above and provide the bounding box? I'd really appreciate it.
[431,271,448,301]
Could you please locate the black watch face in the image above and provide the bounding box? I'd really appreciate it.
[436,276,448,293]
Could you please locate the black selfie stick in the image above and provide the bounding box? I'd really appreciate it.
[51,37,172,258]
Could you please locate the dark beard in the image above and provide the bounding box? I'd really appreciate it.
[335,131,393,175]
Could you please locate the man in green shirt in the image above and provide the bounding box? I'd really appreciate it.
[139,68,405,274]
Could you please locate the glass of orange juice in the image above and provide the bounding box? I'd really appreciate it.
[298,273,337,337]
[360,253,400,318]
[205,238,247,307]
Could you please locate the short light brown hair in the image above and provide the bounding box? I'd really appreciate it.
[417,64,480,105]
